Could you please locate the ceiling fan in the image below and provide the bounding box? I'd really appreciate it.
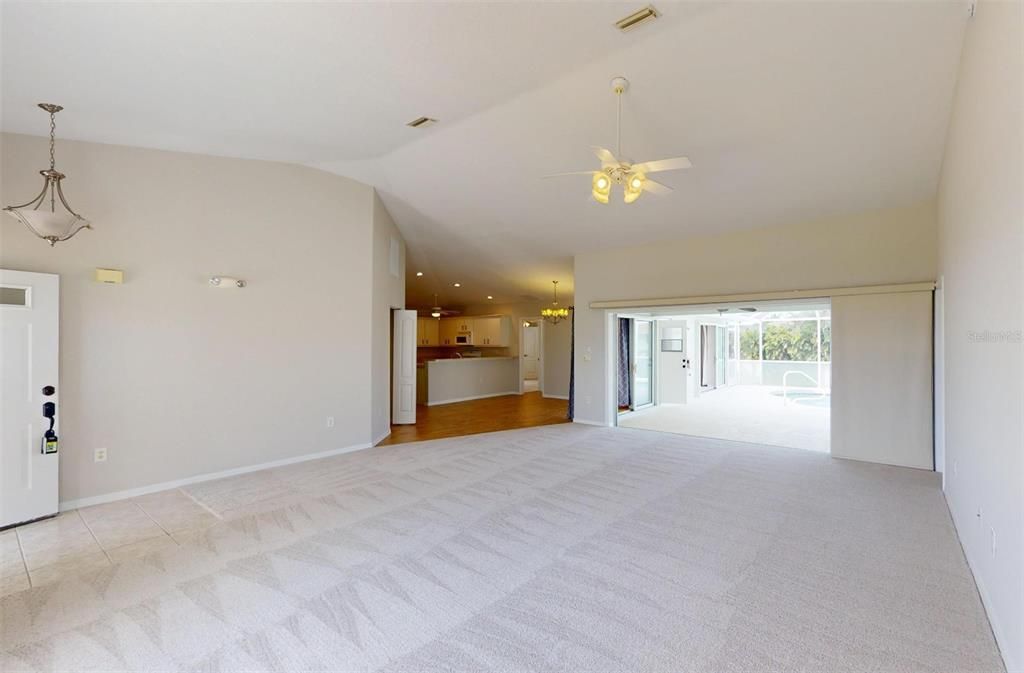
[545,77,691,204]
[428,294,459,319]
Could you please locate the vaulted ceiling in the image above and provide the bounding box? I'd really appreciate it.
[2,2,968,309]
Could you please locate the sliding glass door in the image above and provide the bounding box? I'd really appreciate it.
[632,319,654,409]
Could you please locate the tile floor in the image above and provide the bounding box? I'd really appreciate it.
[618,384,830,452]
[1,488,220,596]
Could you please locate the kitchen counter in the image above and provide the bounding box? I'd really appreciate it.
[425,357,518,406]
[427,356,514,364]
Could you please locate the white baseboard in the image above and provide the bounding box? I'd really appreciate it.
[427,391,519,406]
[59,440,374,511]
[372,428,392,446]
[945,494,1017,673]
[573,418,609,427]
[543,394,570,400]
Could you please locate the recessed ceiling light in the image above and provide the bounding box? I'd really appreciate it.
[415,271,423,277]
[615,5,659,32]
[406,117,437,128]
[487,295,493,300]
[453,282,461,287]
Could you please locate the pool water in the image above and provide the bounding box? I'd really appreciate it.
[771,390,831,408]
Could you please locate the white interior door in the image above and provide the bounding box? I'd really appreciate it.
[522,325,540,379]
[1,270,60,528]
[392,309,417,425]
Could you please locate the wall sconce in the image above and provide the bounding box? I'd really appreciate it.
[209,276,246,288]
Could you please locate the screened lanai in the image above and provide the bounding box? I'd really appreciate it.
[617,300,832,453]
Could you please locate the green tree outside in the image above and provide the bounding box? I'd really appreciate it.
[739,320,831,361]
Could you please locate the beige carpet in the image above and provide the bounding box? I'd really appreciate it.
[0,424,1004,672]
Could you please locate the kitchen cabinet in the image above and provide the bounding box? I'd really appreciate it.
[473,316,511,347]
[416,317,439,346]
[419,314,511,347]
[438,317,460,346]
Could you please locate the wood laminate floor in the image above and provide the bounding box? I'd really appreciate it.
[377,391,569,445]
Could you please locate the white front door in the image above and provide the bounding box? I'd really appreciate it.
[392,309,417,425]
[522,325,540,379]
[1,270,60,528]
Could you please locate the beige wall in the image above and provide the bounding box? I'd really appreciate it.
[542,318,571,399]
[462,300,572,398]
[371,192,406,442]
[572,201,937,425]
[936,1,1022,669]
[0,133,400,505]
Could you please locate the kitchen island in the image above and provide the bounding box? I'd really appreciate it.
[424,357,519,406]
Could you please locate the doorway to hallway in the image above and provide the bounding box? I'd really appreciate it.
[521,320,541,393]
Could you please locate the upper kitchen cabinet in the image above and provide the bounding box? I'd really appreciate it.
[438,317,461,346]
[417,317,439,346]
[474,316,511,347]
[418,314,512,347]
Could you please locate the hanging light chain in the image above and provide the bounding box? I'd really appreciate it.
[49,110,56,170]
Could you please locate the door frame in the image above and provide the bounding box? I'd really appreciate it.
[518,317,544,394]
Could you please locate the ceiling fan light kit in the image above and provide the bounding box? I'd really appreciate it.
[4,103,92,246]
[546,77,691,205]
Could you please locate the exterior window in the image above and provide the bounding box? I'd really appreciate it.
[762,321,819,362]
[740,324,760,360]
[819,319,831,362]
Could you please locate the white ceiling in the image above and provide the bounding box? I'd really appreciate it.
[2,2,967,310]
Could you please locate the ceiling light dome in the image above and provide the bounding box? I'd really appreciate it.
[4,104,92,246]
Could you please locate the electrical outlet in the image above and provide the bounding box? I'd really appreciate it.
[326,416,335,429]
[94,448,108,463]
[990,527,996,558]
[953,459,958,477]
[584,396,592,405]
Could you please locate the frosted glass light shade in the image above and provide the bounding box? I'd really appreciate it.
[5,207,87,238]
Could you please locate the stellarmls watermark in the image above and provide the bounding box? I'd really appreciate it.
[967,330,1023,344]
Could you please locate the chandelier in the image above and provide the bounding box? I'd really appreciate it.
[4,103,92,246]
[541,280,570,324]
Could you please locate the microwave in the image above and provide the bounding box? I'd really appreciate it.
[455,332,472,345]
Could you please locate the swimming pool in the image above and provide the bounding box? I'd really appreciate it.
[771,390,831,408]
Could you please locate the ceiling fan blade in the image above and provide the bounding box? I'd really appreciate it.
[633,156,692,174]
[542,170,598,179]
[592,146,621,167]
[642,178,673,195]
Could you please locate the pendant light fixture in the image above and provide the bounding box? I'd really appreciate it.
[541,280,570,324]
[4,103,92,246]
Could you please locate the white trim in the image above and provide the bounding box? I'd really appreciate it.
[945,495,1016,673]
[59,440,374,511]
[426,390,519,407]
[590,281,936,309]
[572,417,609,427]
[372,428,392,446]
[543,394,569,400]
